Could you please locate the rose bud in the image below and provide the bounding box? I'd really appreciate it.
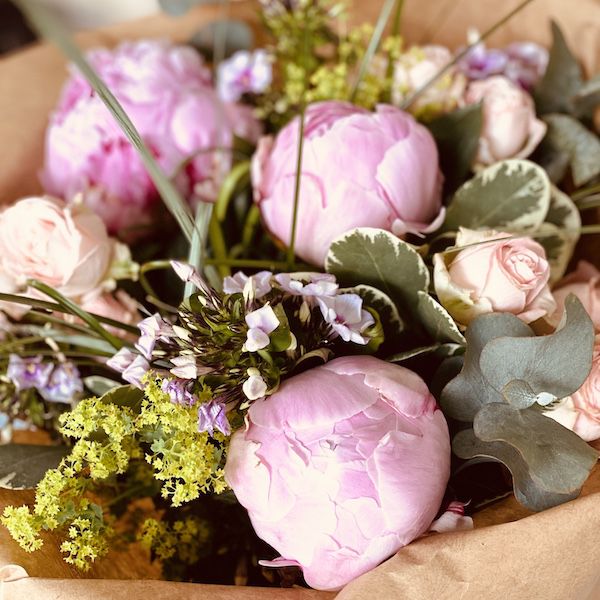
[252,100,444,266]
[43,39,261,235]
[544,335,600,442]
[549,261,600,331]
[461,75,546,166]
[433,228,556,328]
[224,355,450,590]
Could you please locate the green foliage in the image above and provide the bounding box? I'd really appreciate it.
[0,445,69,490]
[441,296,599,512]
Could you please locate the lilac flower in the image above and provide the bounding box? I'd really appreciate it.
[217,50,272,103]
[161,378,196,406]
[274,273,338,300]
[242,369,268,401]
[7,355,53,391]
[223,271,272,300]
[197,398,231,436]
[135,314,174,360]
[39,362,83,404]
[318,294,375,345]
[244,304,280,352]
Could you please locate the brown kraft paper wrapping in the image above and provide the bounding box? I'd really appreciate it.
[0,1,600,598]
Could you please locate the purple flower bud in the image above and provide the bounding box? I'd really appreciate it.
[7,355,53,391]
[40,362,83,404]
[161,378,196,406]
[197,398,231,436]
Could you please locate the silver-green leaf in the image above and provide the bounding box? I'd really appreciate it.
[416,291,465,344]
[0,444,69,490]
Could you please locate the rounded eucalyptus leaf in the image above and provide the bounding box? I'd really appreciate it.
[100,385,144,411]
[442,159,551,233]
[479,295,594,401]
[190,20,254,58]
[0,444,69,490]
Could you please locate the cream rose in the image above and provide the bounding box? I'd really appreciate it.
[462,75,547,166]
[0,196,113,300]
[544,336,600,442]
[433,228,556,327]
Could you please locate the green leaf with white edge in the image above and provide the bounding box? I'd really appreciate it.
[479,295,594,401]
[427,103,482,191]
[416,291,465,344]
[84,376,121,397]
[441,314,533,421]
[441,159,551,233]
[0,444,69,490]
[545,186,581,245]
[534,21,583,115]
[100,385,144,411]
[326,228,429,313]
[387,343,463,363]
[543,114,600,187]
[343,284,404,338]
[452,421,596,512]
[535,222,576,285]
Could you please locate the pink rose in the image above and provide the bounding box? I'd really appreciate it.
[224,355,450,590]
[462,75,546,166]
[252,101,444,265]
[0,196,113,301]
[43,40,261,234]
[550,261,600,330]
[80,290,139,328]
[433,228,556,327]
[544,336,600,442]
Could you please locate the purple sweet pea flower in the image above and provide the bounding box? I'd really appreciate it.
[244,304,280,352]
[217,50,272,103]
[7,355,53,391]
[458,43,508,81]
[197,398,231,436]
[40,362,83,404]
[223,271,273,300]
[318,294,374,345]
[162,378,197,406]
[122,355,150,389]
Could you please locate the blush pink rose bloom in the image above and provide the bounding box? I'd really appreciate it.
[549,261,600,330]
[0,196,113,302]
[43,39,261,234]
[433,228,556,327]
[461,75,546,166]
[544,335,600,442]
[252,101,444,266]
[224,355,450,590]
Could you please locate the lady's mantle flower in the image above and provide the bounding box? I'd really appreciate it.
[197,398,231,436]
[217,50,272,103]
[244,304,280,352]
[318,294,374,344]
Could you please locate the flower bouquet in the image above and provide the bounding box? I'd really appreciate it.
[0,0,600,597]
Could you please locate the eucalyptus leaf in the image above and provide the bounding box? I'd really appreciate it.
[0,444,69,490]
[479,295,594,401]
[326,228,429,314]
[427,103,482,191]
[190,20,253,58]
[452,428,586,512]
[501,379,537,409]
[416,291,465,344]
[534,21,583,115]
[442,160,551,233]
[573,74,600,120]
[84,376,121,397]
[100,385,144,411]
[543,114,600,187]
[441,314,532,421]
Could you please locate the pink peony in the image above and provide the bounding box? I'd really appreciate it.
[224,355,450,590]
[433,228,556,327]
[252,101,444,266]
[545,335,600,442]
[43,39,261,235]
[461,75,546,166]
[550,261,600,330]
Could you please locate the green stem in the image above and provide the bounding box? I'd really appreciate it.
[400,0,536,109]
[575,196,600,211]
[573,184,600,201]
[209,213,231,279]
[350,0,397,102]
[186,203,214,298]
[287,105,306,270]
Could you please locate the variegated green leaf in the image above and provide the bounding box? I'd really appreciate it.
[416,291,465,344]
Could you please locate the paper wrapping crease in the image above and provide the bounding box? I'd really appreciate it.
[0,1,600,598]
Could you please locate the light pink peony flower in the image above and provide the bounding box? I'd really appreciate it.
[461,75,546,166]
[224,355,450,590]
[43,39,261,234]
[0,196,113,301]
[544,335,600,442]
[433,228,556,327]
[252,101,444,265]
[550,261,600,330]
